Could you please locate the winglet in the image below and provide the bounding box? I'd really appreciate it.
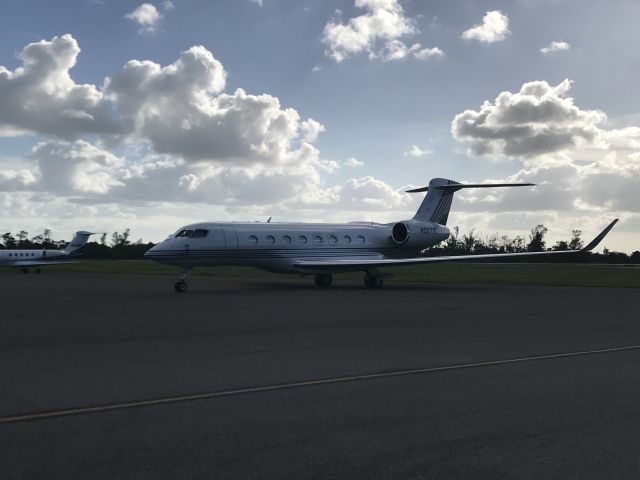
[581,219,619,252]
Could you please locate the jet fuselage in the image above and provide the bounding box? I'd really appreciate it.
[145,219,450,274]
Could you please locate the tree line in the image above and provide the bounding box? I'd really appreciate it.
[1,225,638,263]
[0,229,154,260]
[424,224,640,264]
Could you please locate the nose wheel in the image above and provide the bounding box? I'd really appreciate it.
[174,267,192,293]
[174,281,188,293]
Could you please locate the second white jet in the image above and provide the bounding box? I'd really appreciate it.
[0,231,96,273]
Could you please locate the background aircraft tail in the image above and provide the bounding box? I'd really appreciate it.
[409,178,535,225]
[63,231,94,255]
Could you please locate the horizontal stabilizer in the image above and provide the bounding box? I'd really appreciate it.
[406,183,536,193]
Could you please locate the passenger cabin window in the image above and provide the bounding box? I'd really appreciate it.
[283,235,292,244]
[265,235,275,244]
[313,235,323,246]
[298,235,308,244]
[328,235,337,245]
[248,235,258,245]
[343,235,352,244]
[357,235,366,244]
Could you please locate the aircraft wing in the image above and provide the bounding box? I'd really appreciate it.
[9,260,78,267]
[294,219,619,270]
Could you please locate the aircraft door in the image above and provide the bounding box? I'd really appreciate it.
[223,227,238,249]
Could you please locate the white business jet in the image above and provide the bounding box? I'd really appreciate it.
[0,231,95,273]
[144,178,618,292]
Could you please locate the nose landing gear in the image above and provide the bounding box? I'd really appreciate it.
[174,267,192,293]
[174,281,188,293]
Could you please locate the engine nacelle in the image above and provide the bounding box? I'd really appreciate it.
[391,222,410,244]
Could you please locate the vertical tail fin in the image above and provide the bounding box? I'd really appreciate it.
[408,179,536,225]
[412,178,460,225]
[63,231,94,255]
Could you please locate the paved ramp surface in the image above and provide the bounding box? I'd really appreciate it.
[1,273,640,479]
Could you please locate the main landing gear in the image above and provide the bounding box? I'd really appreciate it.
[174,267,192,293]
[312,272,385,288]
[364,271,384,289]
[19,268,42,274]
[314,273,333,288]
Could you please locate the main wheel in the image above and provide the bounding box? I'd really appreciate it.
[174,281,188,293]
[314,273,333,288]
[364,274,383,289]
[21,268,29,274]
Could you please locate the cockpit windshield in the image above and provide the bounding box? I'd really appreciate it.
[191,229,208,238]
[174,229,208,238]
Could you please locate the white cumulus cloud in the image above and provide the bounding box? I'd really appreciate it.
[540,41,571,54]
[450,79,640,238]
[0,34,121,139]
[105,45,321,166]
[451,79,606,158]
[404,145,431,157]
[336,176,412,208]
[126,3,162,33]
[462,10,510,44]
[0,35,416,222]
[322,0,442,62]
[345,157,365,167]
[378,40,444,62]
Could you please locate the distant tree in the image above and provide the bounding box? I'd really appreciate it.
[631,251,640,263]
[462,230,481,253]
[42,229,54,248]
[568,229,584,250]
[445,226,461,252]
[121,228,130,246]
[527,225,548,252]
[17,230,29,246]
[99,233,107,245]
[485,234,499,251]
[2,233,17,249]
[110,229,131,247]
[553,240,569,251]
[512,235,525,252]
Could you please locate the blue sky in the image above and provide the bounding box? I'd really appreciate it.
[1,0,639,251]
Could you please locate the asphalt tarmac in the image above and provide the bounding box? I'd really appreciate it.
[1,272,640,479]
